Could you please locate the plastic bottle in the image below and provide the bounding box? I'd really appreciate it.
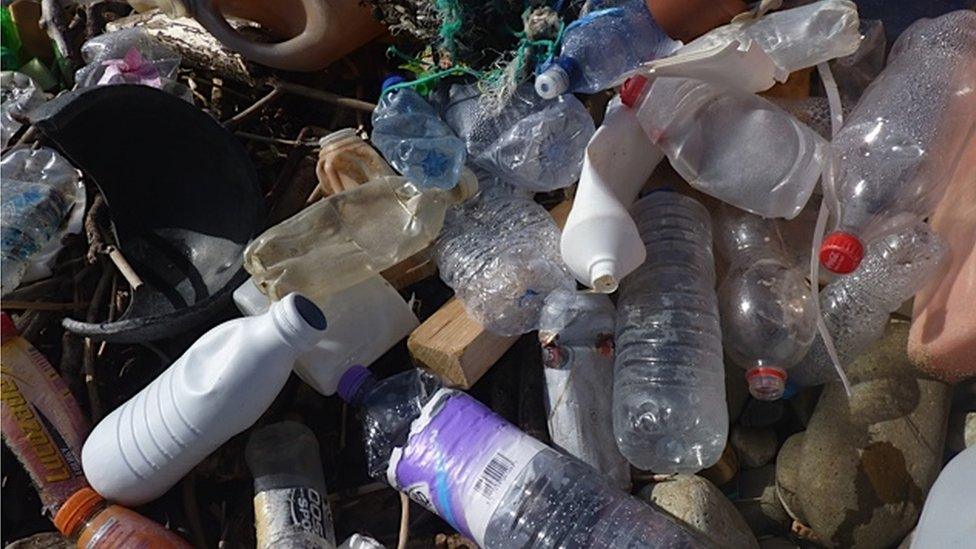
[1,146,83,296]
[819,11,976,274]
[560,96,664,292]
[790,221,947,388]
[244,169,477,301]
[53,488,191,548]
[126,0,385,71]
[714,204,816,400]
[534,0,681,98]
[315,128,395,198]
[81,293,327,506]
[372,77,467,190]
[233,276,418,396]
[538,289,630,488]
[613,191,727,473]
[623,75,827,220]
[2,73,44,147]
[0,313,90,514]
[439,82,595,192]
[337,366,708,548]
[910,445,976,549]
[435,192,575,336]
[246,421,336,549]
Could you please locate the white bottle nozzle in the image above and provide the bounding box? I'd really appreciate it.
[589,260,619,294]
[535,66,570,99]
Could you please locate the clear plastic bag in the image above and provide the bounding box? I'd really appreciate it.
[74,28,190,100]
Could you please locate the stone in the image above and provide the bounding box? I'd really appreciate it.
[774,321,951,548]
[740,398,786,428]
[640,474,759,549]
[733,465,791,536]
[758,538,799,549]
[730,426,778,468]
[4,533,70,549]
[726,358,750,422]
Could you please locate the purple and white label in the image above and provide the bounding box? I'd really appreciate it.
[387,388,546,545]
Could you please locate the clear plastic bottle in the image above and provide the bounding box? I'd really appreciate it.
[1,71,46,147]
[246,421,336,549]
[538,289,630,489]
[435,192,575,336]
[1,146,82,296]
[81,294,327,506]
[371,77,467,190]
[244,169,477,301]
[819,11,976,274]
[714,204,816,400]
[534,0,680,98]
[337,366,707,549]
[613,191,727,473]
[439,82,595,193]
[791,221,948,388]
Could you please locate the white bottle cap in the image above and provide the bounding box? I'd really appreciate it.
[535,66,570,99]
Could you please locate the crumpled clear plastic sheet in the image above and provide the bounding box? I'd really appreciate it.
[830,19,887,101]
[74,28,191,100]
[1,146,85,296]
[1,71,46,148]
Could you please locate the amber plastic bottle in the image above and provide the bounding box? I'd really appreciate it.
[53,488,191,548]
[645,0,746,42]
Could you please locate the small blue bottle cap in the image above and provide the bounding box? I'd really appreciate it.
[381,75,407,92]
[337,365,373,403]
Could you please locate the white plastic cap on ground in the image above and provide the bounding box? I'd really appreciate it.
[535,65,570,99]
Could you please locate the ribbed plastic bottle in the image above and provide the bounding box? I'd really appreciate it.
[613,191,727,473]
[337,366,708,548]
[81,294,327,506]
[538,289,630,489]
[819,11,976,274]
[714,204,816,400]
[534,0,680,98]
[1,146,82,296]
[371,76,466,190]
[438,82,594,193]
[791,221,947,388]
[244,169,477,301]
[435,192,575,336]
[247,421,337,549]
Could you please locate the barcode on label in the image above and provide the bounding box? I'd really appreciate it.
[474,453,515,500]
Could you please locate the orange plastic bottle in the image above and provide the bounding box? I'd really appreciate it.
[129,0,385,71]
[54,488,192,548]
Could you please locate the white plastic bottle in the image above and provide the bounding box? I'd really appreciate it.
[538,289,630,488]
[81,293,327,506]
[560,97,664,292]
[233,276,418,396]
[613,191,727,473]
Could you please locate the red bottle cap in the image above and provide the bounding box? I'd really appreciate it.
[819,231,864,274]
[620,75,648,108]
[0,313,18,342]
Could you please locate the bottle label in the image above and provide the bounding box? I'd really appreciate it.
[387,388,546,545]
[253,487,335,548]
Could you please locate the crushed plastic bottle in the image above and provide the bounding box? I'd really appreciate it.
[624,75,827,219]
[819,11,976,274]
[245,169,477,301]
[75,28,189,99]
[613,191,727,473]
[534,0,680,98]
[247,421,337,549]
[435,192,575,335]
[371,77,467,190]
[315,128,395,198]
[1,146,83,297]
[538,289,630,488]
[337,366,709,548]
[82,294,327,506]
[1,71,46,147]
[791,221,948,388]
[439,82,595,192]
[714,204,817,401]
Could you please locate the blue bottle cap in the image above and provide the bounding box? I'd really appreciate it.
[381,75,407,92]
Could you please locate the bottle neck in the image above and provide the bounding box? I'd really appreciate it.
[269,294,327,349]
[337,365,377,405]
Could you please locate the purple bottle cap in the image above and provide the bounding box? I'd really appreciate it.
[337,365,372,402]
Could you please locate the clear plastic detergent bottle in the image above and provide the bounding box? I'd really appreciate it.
[371,76,467,190]
[714,204,816,400]
[613,191,726,473]
[337,366,708,549]
[819,11,976,274]
[535,0,680,98]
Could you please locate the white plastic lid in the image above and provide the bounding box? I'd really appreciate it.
[535,66,570,99]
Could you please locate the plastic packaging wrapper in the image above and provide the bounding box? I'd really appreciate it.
[1,71,46,147]
[1,147,85,297]
[74,28,190,100]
